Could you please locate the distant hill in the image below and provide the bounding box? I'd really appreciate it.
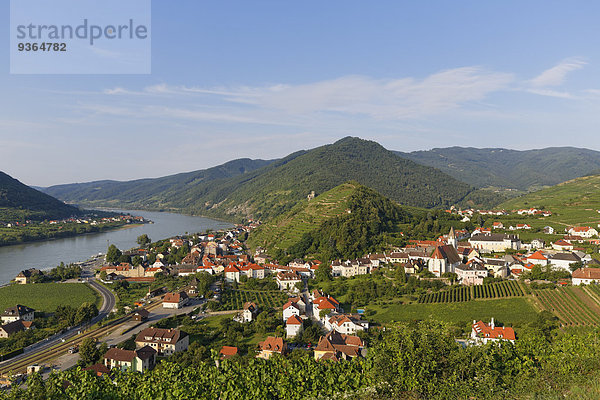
[395,147,600,191]
[44,137,476,221]
[43,158,274,208]
[0,171,80,221]
[498,174,600,226]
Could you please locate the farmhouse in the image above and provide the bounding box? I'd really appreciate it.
[572,268,600,285]
[242,302,258,323]
[471,319,515,344]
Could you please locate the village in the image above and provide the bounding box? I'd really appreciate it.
[5,204,600,383]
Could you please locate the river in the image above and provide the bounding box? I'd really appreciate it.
[0,209,233,285]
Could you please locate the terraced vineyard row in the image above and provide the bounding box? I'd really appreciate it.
[419,280,524,304]
[219,290,288,310]
[533,287,600,326]
[473,281,524,299]
[419,286,471,303]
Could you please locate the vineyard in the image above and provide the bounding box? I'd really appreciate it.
[473,281,524,299]
[534,286,600,326]
[218,290,289,310]
[418,281,524,304]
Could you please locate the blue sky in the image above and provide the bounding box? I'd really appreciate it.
[2,1,600,186]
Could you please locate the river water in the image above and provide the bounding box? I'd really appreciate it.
[0,209,233,285]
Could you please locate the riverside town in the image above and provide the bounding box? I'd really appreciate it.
[2,1,600,399]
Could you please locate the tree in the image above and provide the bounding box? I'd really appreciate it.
[294,281,305,291]
[395,265,407,284]
[137,234,152,248]
[315,264,332,282]
[79,337,100,366]
[442,272,458,284]
[106,244,122,264]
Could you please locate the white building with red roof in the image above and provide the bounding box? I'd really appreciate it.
[312,296,341,321]
[572,268,600,285]
[553,239,574,251]
[471,318,515,344]
[224,264,241,283]
[526,250,549,266]
[568,226,598,238]
[285,315,304,337]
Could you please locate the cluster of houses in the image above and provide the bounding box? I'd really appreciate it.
[317,226,599,286]
[254,289,368,361]
[88,327,190,374]
[0,305,35,338]
[449,207,552,222]
[2,214,145,229]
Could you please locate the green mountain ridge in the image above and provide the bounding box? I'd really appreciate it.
[43,137,475,221]
[395,146,600,191]
[0,171,81,221]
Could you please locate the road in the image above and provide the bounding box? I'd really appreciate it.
[0,277,116,373]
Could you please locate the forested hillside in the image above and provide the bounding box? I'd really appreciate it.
[396,146,600,191]
[0,171,80,221]
[44,137,475,222]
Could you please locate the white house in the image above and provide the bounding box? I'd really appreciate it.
[326,314,369,335]
[568,227,598,238]
[455,263,488,285]
[162,292,189,309]
[282,301,301,321]
[549,253,581,271]
[285,315,304,337]
[242,302,258,323]
[276,271,302,291]
[572,268,600,285]
[1,305,35,323]
[224,264,241,283]
[471,319,515,344]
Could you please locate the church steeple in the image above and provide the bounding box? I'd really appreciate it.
[448,226,457,248]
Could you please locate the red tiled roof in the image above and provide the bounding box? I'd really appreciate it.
[472,321,515,341]
[220,346,238,357]
[286,315,303,325]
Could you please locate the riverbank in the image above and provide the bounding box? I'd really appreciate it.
[0,221,145,248]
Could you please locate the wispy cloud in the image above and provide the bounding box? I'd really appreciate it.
[529,57,586,87]
[99,66,514,121]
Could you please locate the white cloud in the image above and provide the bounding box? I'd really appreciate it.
[100,67,514,120]
[530,58,586,87]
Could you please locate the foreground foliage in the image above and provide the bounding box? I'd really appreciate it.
[4,320,600,399]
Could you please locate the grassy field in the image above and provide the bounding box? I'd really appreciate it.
[247,183,358,251]
[499,175,600,226]
[367,297,539,328]
[0,283,100,313]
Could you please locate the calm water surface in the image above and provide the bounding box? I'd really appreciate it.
[0,209,232,285]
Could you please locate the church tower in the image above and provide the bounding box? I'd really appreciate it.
[448,226,457,248]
